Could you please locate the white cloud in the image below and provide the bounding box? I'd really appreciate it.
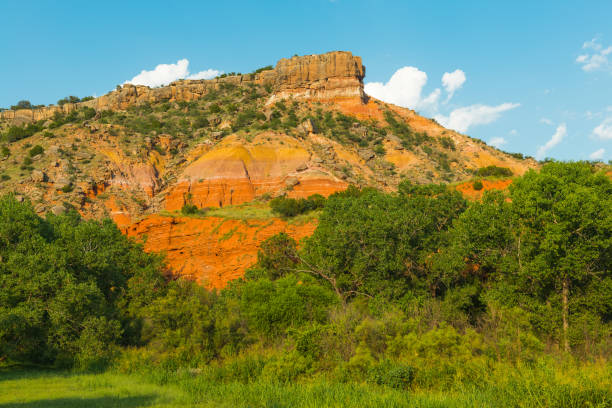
[489,137,507,148]
[365,66,518,133]
[576,37,611,72]
[435,103,520,133]
[364,66,440,112]
[187,69,221,80]
[509,129,518,135]
[441,69,466,101]
[593,117,612,140]
[536,124,566,160]
[540,117,553,126]
[124,59,221,88]
[589,148,605,160]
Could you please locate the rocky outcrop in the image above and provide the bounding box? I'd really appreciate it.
[127,215,317,288]
[0,51,366,123]
[164,133,348,210]
[267,51,366,104]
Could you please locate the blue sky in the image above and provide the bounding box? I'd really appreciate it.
[1,0,611,161]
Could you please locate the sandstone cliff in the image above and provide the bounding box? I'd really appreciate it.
[0,51,538,287]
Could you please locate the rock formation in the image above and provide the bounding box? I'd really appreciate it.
[0,51,366,123]
[0,50,539,288]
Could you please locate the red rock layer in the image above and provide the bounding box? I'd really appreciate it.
[127,215,317,289]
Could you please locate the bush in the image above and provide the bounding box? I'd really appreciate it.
[270,194,326,217]
[476,165,513,178]
[28,145,44,157]
[472,180,484,190]
[368,360,415,389]
[57,95,81,106]
[10,100,32,110]
[253,65,274,74]
[181,203,201,215]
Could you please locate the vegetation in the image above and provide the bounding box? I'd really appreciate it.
[28,144,44,157]
[475,165,513,178]
[270,194,326,217]
[0,162,609,407]
[57,95,93,105]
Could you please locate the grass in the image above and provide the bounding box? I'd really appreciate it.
[0,369,189,407]
[1,364,608,408]
[160,202,321,223]
[206,202,274,220]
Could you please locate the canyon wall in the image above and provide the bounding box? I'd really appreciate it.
[0,51,366,123]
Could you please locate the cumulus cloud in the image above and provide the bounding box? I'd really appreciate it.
[364,66,441,112]
[576,37,612,72]
[593,117,612,140]
[489,137,507,148]
[589,148,605,160]
[441,69,466,101]
[536,124,566,160]
[124,59,221,88]
[187,69,222,80]
[365,66,518,133]
[435,103,520,133]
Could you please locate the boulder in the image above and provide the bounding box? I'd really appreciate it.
[297,119,317,135]
[31,170,47,183]
[285,177,300,188]
[358,149,375,161]
[51,204,66,216]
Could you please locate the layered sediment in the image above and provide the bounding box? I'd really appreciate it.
[1,51,366,123]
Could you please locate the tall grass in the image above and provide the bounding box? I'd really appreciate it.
[1,361,609,408]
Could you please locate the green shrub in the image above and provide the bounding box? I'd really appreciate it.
[270,194,325,217]
[60,183,74,193]
[28,145,44,157]
[472,180,484,190]
[10,100,33,110]
[476,165,513,178]
[368,360,415,389]
[253,65,274,74]
[181,203,201,215]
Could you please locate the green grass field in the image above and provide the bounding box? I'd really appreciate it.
[1,367,609,408]
[0,370,189,408]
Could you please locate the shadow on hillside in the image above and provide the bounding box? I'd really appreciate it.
[0,395,156,408]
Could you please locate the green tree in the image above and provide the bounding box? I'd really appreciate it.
[510,162,612,352]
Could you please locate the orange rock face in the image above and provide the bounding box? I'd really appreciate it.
[455,178,513,200]
[164,133,348,210]
[127,215,317,288]
[268,51,366,104]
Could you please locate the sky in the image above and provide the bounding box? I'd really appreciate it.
[1,0,611,162]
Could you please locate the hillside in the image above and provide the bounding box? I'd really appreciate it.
[0,51,537,286]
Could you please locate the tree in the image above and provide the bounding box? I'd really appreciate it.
[0,195,165,366]
[510,162,612,352]
[10,100,32,110]
[300,185,466,303]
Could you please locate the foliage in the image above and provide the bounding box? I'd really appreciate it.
[0,196,165,368]
[270,194,326,217]
[180,203,201,215]
[28,145,44,157]
[10,100,33,110]
[475,165,513,178]
[0,162,610,405]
